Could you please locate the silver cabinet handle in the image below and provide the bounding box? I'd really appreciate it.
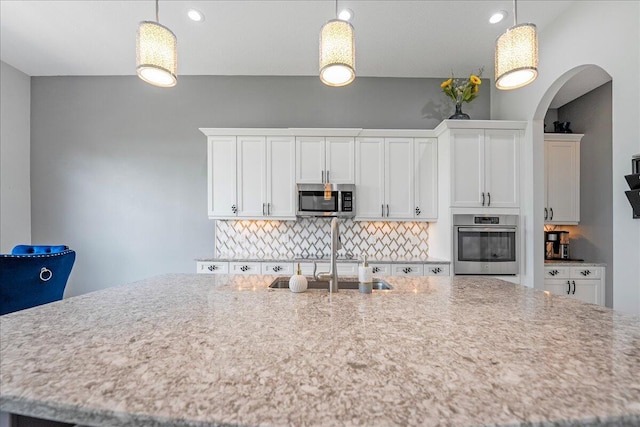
[263,203,266,215]
[572,280,576,294]
[566,280,571,295]
[550,208,554,221]
[267,203,271,215]
[544,208,548,220]
[381,204,384,217]
[326,170,330,183]
[321,170,325,183]
[487,192,491,206]
[386,204,390,217]
[481,192,485,206]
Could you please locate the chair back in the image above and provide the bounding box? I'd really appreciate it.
[0,246,76,315]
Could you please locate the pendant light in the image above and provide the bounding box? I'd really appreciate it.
[136,0,177,88]
[494,0,538,90]
[319,0,355,87]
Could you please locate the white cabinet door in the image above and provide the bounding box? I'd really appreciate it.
[237,136,266,218]
[355,137,385,219]
[450,129,484,207]
[571,280,601,305]
[545,139,580,224]
[450,129,519,208]
[326,137,355,184]
[296,137,325,183]
[385,138,415,219]
[544,279,572,297]
[208,137,237,218]
[414,138,438,219]
[266,136,296,218]
[484,129,519,207]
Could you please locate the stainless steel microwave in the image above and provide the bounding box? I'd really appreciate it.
[296,184,355,217]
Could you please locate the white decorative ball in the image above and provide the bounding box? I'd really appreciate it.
[289,274,308,293]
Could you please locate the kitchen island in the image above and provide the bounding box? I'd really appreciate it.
[1,274,639,426]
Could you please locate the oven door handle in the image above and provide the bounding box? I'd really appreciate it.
[457,227,517,233]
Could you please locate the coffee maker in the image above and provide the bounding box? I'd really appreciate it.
[545,231,570,259]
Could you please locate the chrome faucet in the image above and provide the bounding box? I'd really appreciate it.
[314,217,341,292]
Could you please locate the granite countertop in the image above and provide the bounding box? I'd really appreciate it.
[1,274,639,426]
[197,256,450,264]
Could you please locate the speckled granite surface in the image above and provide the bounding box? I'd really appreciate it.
[1,274,639,427]
[544,261,606,267]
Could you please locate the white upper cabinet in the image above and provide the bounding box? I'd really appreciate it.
[266,136,296,218]
[544,134,582,224]
[385,138,415,219]
[207,135,295,220]
[296,137,355,184]
[414,138,438,219]
[237,136,267,218]
[208,136,238,218]
[450,128,520,208]
[356,137,437,221]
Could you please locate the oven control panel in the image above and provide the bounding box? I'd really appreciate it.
[474,216,500,224]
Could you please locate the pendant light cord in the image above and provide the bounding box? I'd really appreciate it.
[155,0,159,23]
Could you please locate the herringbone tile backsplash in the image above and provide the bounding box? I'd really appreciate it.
[215,218,429,260]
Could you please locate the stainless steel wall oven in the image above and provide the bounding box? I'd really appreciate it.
[453,215,519,275]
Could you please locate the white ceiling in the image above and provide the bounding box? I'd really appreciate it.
[1,0,608,106]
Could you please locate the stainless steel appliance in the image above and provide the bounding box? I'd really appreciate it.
[545,230,570,259]
[296,184,355,217]
[454,214,518,275]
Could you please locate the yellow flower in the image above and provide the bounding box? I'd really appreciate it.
[440,78,452,88]
[470,75,481,85]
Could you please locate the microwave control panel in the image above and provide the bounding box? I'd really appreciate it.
[341,192,353,212]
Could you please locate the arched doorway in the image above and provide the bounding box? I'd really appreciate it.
[532,64,613,307]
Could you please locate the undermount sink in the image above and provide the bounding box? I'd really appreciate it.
[269,277,393,290]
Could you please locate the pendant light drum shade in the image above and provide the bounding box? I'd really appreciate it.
[319,19,355,87]
[136,21,177,88]
[495,23,538,90]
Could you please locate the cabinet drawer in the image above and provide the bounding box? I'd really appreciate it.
[391,264,424,276]
[229,262,261,274]
[369,263,392,275]
[544,266,571,279]
[261,262,295,275]
[570,267,602,279]
[424,264,450,276]
[196,261,229,274]
[298,262,358,277]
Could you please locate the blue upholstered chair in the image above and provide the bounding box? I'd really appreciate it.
[0,245,76,315]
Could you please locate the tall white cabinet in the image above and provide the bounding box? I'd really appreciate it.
[450,128,520,208]
[544,134,583,224]
[355,137,437,221]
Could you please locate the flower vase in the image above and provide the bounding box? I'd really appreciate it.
[449,102,470,120]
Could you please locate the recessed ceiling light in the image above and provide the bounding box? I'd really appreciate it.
[338,8,354,21]
[489,10,507,24]
[187,8,204,22]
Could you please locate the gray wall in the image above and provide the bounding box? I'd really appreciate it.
[30,75,490,297]
[557,82,613,307]
[0,61,31,252]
